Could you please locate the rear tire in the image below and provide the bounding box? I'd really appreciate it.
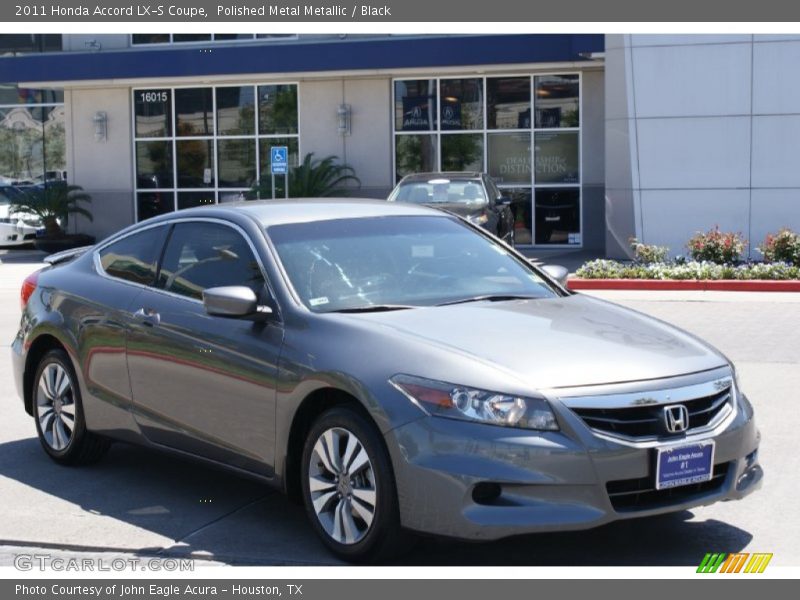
[300,405,413,563]
[32,349,110,465]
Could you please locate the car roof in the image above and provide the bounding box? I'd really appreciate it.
[141,198,447,229]
[399,172,484,183]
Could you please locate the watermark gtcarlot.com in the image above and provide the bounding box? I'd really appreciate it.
[14,554,195,572]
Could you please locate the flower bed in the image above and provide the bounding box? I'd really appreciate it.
[569,228,800,291]
[569,260,800,292]
[575,260,800,281]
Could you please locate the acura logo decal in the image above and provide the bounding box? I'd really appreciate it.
[663,404,690,434]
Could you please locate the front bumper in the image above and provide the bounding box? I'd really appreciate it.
[385,382,762,541]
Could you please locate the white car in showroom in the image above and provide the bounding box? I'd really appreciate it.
[0,185,41,246]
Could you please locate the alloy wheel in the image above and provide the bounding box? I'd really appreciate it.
[36,363,76,451]
[307,426,377,545]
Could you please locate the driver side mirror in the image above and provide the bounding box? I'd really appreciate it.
[496,195,512,206]
[202,286,273,319]
[539,264,569,287]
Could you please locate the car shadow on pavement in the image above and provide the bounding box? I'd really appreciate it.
[0,437,753,566]
[401,512,753,566]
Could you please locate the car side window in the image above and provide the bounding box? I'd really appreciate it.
[98,226,168,286]
[157,222,266,301]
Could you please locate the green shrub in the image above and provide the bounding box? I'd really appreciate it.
[687,227,746,264]
[629,237,669,264]
[251,153,360,198]
[758,229,800,266]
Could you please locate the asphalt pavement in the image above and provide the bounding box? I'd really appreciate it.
[0,249,797,566]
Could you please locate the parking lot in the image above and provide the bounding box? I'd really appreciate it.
[0,248,798,567]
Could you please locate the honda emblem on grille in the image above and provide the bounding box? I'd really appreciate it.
[663,404,690,433]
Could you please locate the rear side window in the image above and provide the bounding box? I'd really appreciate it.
[98,226,167,285]
[158,222,265,301]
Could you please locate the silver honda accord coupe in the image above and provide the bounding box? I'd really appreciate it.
[12,200,762,562]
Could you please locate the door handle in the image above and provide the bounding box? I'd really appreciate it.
[133,307,160,327]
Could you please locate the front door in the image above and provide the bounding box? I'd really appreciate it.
[126,220,283,476]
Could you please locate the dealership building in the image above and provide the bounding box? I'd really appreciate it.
[1,33,800,258]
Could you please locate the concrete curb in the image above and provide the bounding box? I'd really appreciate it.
[567,279,800,292]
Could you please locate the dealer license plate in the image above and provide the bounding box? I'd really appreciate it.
[656,441,715,490]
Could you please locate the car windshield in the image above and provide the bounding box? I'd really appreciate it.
[389,179,487,206]
[268,215,557,313]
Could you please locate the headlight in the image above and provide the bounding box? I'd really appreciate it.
[390,374,559,431]
[467,213,489,225]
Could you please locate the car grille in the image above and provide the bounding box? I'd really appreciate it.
[606,462,730,512]
[571,387,732,440]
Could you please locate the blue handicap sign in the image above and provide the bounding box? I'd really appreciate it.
[271,146,288,175]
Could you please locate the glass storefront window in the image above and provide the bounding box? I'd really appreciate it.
[172,34,213,43]
[534,188,581,245]
[175,88,213,137]
[178,191,216,210]
[534,75,579,129]
[135,141,173,189]
[394,80,436,132]
[176,139,214,188]
[134,84,299,219]
[217,139,256,188]
[131,34,170,45]
[137,191,174,221]
[216,86,255,136]
[0,86,63,105]
[534,131,579,184]
[487,77,530,130]
[393,74,582,246]
[0,105,65,185]
[258,85,298,135]
[439,78,483,130]
[134,89,171,138]
[395,135,438,181]
[487,132,531,185]
[504,188,533,245]
[0,34,61,56]
[132,34,294,45]
[441,134,483,172]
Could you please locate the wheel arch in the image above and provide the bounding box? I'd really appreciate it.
[23,333,74,416]
[283,387,373,503]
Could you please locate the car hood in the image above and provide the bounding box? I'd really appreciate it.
[344,294,727,390]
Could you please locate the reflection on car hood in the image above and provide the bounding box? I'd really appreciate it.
[348,294,727,389]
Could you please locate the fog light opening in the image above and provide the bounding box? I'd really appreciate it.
[472,482,502,505]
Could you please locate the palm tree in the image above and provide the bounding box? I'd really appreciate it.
[11,183,92,238]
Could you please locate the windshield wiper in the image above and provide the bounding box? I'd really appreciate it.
[328,304,417,313]
[436,294,539,307]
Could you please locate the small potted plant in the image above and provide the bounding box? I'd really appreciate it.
[11,183,95,253]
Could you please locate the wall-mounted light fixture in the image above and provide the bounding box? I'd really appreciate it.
[92,111,107,142]
[337,104,351,136]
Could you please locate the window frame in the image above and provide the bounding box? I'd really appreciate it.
[93,217,278,313]
[156,220,268,302]
[95,223,170,288]
[131,83,301,222]
[392,72,583,248]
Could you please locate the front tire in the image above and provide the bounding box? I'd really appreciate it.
[32,349,110,465]
[300,406,410,562]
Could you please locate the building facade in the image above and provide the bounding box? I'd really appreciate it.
[3,33,799,259]
[0,33,606,250]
